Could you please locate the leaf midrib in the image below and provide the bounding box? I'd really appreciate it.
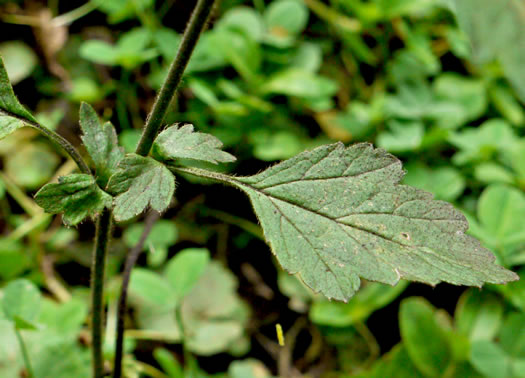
[234,177,492,282]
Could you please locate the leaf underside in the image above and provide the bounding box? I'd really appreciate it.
[107,154,175,222]
[34,174,112,226]
[152,123,236,165]
[229,143,517,301]
[79,103,124,187]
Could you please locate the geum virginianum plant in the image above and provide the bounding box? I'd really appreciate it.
[0,1,519,377]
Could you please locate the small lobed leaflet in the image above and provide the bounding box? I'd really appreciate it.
[34,174,112,226]
[107,154,175,222]
[79,103,124,187]
[176,142,518,302]
[152,123,237,165]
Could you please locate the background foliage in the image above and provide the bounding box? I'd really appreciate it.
[0,0,524,377]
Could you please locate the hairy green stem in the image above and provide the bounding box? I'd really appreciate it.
[110,1,218,376]
[15,328,34,378]
[173,166,240,186]
[113,211,160,378]
[91,208,112,378]
[29,122,92,175]
[0,110,91,175]
[135,0,218,156]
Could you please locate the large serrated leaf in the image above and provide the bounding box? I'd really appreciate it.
[152,123,236,165]
[107,154,175,222]
[79,103,124,186]
[34,174,112,226]
[0,57,36,139]
[182,143,517,301]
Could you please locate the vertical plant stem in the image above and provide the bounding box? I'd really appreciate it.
[113,211,160,378]
[112,1,218,376]
[91,208,112,378]
[111,1,218,376]
[15,328,34,378]
[135,0,218,157]
[175,302,194,370]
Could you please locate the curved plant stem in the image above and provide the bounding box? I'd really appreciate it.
[52,1,98,27]
[15,328,34,378]
[113,211,160,378]
[29,122,92,175]
[135,0,218,157]
[0,110,91,175]
[91,208,112,378]
[1,1,98,27]
[303,0,361,32]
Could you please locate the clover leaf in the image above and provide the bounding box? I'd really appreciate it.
[1,279,41,330]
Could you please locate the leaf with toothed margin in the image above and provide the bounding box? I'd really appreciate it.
[34,174,112,226]
[182,143,517,302]
[79,103,124,187]
[152,123,236,165]
[107,154,175,222]
[0,57,37,139]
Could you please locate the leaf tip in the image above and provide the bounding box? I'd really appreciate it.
[79,101,91,115]
[495,269,520,284]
